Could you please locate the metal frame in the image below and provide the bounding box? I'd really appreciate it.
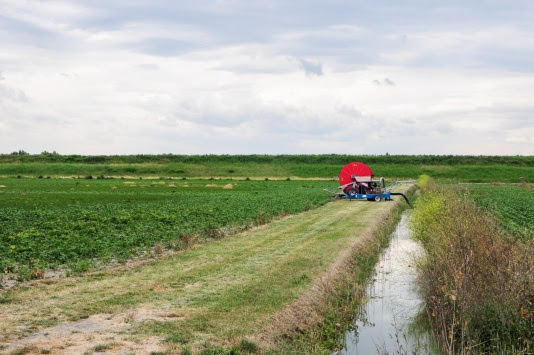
[323,178,415,207]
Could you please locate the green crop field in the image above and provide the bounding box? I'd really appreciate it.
[0,178,337,275]
[1,153,533,182]
[467,184,534,240]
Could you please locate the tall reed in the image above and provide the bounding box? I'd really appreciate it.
[411,178,532,354]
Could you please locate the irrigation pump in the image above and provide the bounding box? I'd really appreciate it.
[325,162,414,207]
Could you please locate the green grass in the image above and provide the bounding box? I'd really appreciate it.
[467,184,534,240]
[0,191,408,352]
[0,178,336,274]
[1,162,532,182]
[1,154,532,182]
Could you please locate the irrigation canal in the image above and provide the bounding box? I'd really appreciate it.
[338,211,432,354]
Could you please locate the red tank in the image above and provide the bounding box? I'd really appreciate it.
[338,162,374,193]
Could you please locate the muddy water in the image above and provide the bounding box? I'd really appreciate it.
[338,212,431,354]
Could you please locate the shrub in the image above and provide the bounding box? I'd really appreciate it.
[416,174,434,190]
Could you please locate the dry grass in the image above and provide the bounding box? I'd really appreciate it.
[179,234,198,248]
[412,183,533,354]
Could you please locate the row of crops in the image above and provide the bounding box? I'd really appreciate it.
[467,184,534,240]
[0,178,337,275]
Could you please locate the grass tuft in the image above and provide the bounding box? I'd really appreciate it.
[92,343,112,352]
[239,339,259,353]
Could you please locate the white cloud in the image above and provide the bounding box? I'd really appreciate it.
[0,82,29,103]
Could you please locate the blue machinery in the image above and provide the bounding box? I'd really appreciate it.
[325,182,414,207]
[343,189,413,207]
[325,162,415,207]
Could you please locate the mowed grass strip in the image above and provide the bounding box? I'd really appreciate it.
[0,194,402,350]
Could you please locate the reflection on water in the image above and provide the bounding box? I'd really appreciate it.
[338,212,431,354]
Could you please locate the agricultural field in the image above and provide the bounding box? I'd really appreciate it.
[1,153,533,182]
[467,184,534,240]
[0,180,414,354]
[0,178,337,277]
[1,155,532,353]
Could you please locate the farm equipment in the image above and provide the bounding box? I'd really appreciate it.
[324,162,414,207]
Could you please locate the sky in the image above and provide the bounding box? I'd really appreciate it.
[0,0,533,155]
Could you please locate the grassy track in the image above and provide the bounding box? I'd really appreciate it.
[0,186,410,354]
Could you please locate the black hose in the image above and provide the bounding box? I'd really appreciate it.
[390,192,413,208]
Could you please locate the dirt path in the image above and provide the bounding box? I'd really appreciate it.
[0,187,410,354]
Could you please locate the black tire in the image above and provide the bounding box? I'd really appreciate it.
[347,188,357,196]
[374,195,382,202]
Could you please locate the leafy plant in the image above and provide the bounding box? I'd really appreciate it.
[0,179,336,275]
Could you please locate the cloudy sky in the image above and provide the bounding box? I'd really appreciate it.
[0,0,533,155]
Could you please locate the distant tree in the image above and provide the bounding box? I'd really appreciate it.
[10,150,29,155]
[40,150,60,156]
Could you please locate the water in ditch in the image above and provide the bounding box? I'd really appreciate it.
[337,211,432,354]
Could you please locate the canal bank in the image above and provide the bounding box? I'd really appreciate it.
[272,186,419,354]
[338,211,432,354]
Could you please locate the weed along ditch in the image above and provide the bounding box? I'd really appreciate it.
[338,211,432,354]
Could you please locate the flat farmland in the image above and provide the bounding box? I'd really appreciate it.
[1,154,533,183]
[1,154,532,353]
[468,183,534,240]
[0,180,413,354]
[0,178,336,276]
